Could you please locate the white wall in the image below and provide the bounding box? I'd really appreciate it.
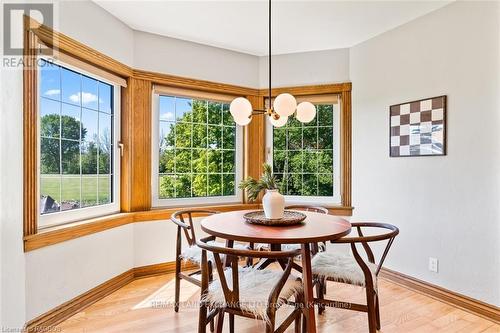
[25,225,134,319]
[259,48,350,88]
[134,221,176,267]
[350,1,500,306]
[0,55,26,331]
[0,0,27,324]
[58,0,134,66]
[134,30,259,88]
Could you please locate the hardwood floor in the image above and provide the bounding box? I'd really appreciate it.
[56,272,499,333]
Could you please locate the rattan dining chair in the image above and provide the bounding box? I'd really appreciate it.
[283,205,329,254]
[197,236,304,333]
[171,209,249,317]
[253,205,329,271]
[171,210,218,314]
[311,222,399,333]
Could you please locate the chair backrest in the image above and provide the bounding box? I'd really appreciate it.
[286,205,328,254]
[197,236,301,309]
[171,210,218,246]
[285,205,329,214]
[332,222,399,277]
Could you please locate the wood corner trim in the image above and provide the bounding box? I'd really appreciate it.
[133,261,197,279]
[23,15,39,238]
[380,268,500,324]
[27,17,132,78]
[327,206,353,216]
[257,82,352,97]
[134,69,259,97]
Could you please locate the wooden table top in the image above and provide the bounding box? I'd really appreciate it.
[201,210,352,244]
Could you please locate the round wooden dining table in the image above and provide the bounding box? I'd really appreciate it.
[201,209,352,333]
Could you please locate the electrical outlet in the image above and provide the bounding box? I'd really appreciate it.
[428,257,439,273]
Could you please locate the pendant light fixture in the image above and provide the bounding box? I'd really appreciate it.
[229,0,316,127]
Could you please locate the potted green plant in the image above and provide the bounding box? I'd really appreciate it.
[239,163,285,219]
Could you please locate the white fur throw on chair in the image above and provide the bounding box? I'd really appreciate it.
[180,241,248,264]
[311,251,378,288]
[202,267,303,323]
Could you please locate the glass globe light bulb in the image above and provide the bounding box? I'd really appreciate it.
[273,93,297,117]
[234,112,252,126]
[269,114,288,127]
[296,101,316,123]
[229,97,253,126]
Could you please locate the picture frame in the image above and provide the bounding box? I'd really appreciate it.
[389,95,446,157]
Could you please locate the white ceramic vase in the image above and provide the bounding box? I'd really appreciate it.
[262,189,285,219]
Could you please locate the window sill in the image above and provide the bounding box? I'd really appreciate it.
[23,203,259,252]
[23,204,353,252]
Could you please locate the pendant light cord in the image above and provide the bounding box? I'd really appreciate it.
[268,0,272,106]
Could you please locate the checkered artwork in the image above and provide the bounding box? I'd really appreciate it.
[390,96,446,157]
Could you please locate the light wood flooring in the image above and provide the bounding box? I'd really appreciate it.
[56,273,499,333]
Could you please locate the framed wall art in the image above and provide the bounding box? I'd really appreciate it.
[390,95,446,157]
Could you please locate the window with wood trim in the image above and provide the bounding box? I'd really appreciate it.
[152,87,243,206]
[266,95,342,205]
[38,58,121,228]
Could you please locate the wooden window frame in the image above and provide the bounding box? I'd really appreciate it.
[256,84,353,212]
[37,57,122,229]
[22,16,352,252]
[265,95,342,205]
[23,16,132,240]
[151,86,244,207]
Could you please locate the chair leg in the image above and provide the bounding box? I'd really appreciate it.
[315,278,325,315]
[366,287,377,333]
[210,311,215,333]
[246,242,254,267]
[375,293,381,330]
[229,313,234,333]
[265,311,276,333]
[293,293,304,333]
[174,258,181,313]
[208,261,214,282]
[215,310,224,333]
[198,302,207,333]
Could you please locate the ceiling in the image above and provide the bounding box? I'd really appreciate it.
[94,0,451,56]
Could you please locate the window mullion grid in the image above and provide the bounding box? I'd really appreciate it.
[220,103,224,195]
[332,104,335,196]
[285,127,289,195]
[316,110,320,196]
[173,97,177,198]
[58,70,63,212]
[301,122,304,196]
[205,100,209,197]
[96,82,100,206]
[190,111,193,198]
[79,85,83,209]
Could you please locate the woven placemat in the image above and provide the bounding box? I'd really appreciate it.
[243,210,306,226]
